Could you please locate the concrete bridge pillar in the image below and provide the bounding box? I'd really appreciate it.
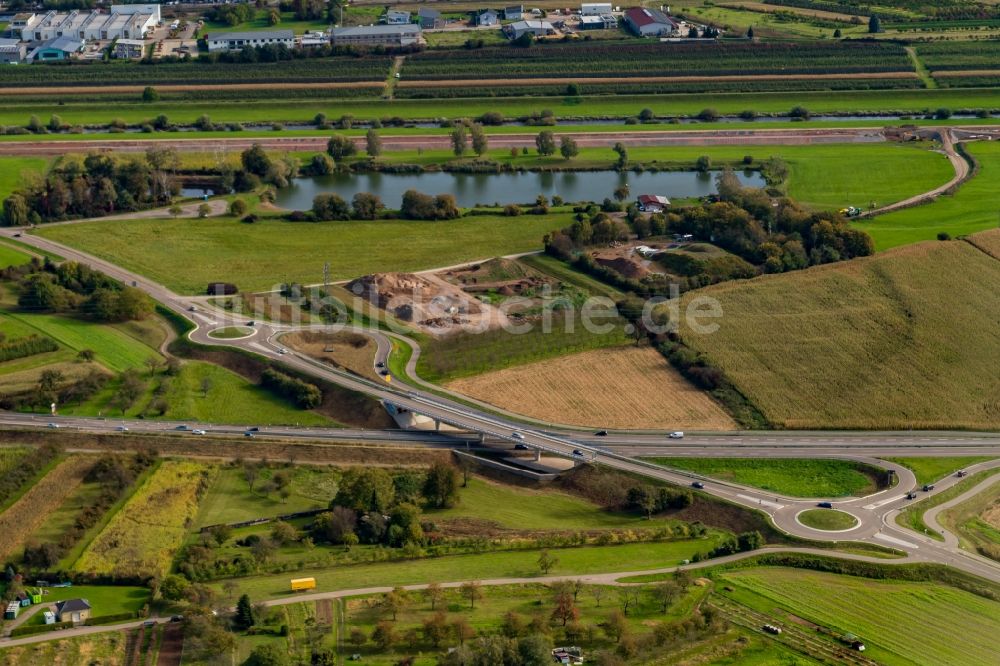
[535,448,541,461]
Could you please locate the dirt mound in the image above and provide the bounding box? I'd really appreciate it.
[347,272,508,335]
[594,255,648,279]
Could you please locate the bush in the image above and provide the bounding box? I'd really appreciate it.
[937,232,951,240]
[10,621,73,637]
[0,334,58,362]
[260,368,322,409]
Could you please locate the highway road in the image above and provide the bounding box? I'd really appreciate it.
[3,203,1000,587]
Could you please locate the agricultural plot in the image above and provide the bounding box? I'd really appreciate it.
[0,455,92,562]
[0,57,391,87]
[195,464,341,527]
[446,346,736,430]
[645,458,881,497]
[75,460,216,579]
[401,42,913,80]
[37,213,575,295]
[676,231,1000,430]
[857,142,1000,249]
[0,629,128,665]
[0,157,48,202]
[716,567,1000,666]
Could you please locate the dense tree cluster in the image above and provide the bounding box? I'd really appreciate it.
[259,369,322,409]
[2,149,179,224]
[12,259,152,322]
[400,190,461,220]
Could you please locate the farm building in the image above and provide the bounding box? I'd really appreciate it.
[0,38,27,64]
[475,9,500,26]
[54,598,91,624]
[330,24,422,47]
[383,9,411,25]
[113,38,145,59]
[505,19,556,39]
[418,8,445,28]
[29,35,85,61]
[581,3,613,15]
[623,7,676,36]
[206,30,295,52]
[637,194,670,212]
[505,5,525,20]
[580,14,617,29]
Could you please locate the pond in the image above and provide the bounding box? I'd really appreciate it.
[274,169,766,210]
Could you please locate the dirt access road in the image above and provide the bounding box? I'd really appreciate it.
[0,127,884,156]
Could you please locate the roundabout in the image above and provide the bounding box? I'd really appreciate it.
[796,508,861,532]
[207,325,256,340]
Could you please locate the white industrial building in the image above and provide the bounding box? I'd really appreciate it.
[330,24,422,47]
[206,30,295,52]
[505,20,556,40]
[581,3,613,15]
[13,5,160,42]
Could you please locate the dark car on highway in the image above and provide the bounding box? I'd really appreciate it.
[692,481,705,489]
[594,430,608,436]
[923,484,935,492]
[817,502,833,509]
[514,443,529,450]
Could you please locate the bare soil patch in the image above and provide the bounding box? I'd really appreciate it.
[155,623,184,666]
[446,345,736,430]
[283,330,380,381]
[981,501,1000,530]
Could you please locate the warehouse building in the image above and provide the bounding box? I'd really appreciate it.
[623,7,676,36]
[206,30,295,52]
[330,24,422,47]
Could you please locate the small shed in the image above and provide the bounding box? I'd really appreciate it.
[55,598,91,624]
[4,601,19,620]
[16,592,30,607]
[476,9,500,26]
[43,610,56,625]
[30,589,42,604]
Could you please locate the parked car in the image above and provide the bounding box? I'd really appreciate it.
[594,430,608,436]
[923,484,935,492]
[668,431,684,439]
[692,481,705,489]
[817,502,833,509]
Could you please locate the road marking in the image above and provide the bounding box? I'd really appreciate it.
[737,494,783,510]
[863,494,905,510]
[875,533,919,549]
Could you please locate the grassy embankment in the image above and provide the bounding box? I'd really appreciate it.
[885,456,997,486]
[676,229,1000,430]
[896,468,1000,540]
[644,458,884,497]
[796,508,859,531]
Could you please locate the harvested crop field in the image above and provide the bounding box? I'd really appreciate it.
[0,455,92,561]
[446,345,735,430]
[676,231,1000,429]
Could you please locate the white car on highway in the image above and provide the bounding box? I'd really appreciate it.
[668,431,684,439]
[192,429,207,435]
[511,432,525,440]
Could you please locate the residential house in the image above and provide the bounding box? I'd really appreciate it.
[623,7,676,36]
[637,194,670,212]
[113,38,145,58]
[418,7,445,29]
[330,24,422,47]
[505,19,555,40]
[206,30,295,52]
[30,35,85,61]
[504,5,524,20]
[0,38,27,64]
[581,3,613,15]
[475,9,500,26]
[383,10,411,25]
[55,599,91,624]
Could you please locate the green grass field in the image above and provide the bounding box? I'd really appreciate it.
[427,476,675,530]
[2,88,999,127]
[201,11,329,35]
[796,508,858,530]
[0,157,48,200]
[34,584,149,619]
[885,456,996,485]
[194,464,340,527]
[716,567,1000,666]
[0,241,34,269]
[37,213,575,295]
[857,141,1000,249]
[677,230,1000,430]
[213,535,723,600]
[644,458,881,498]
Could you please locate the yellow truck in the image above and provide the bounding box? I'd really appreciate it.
[290,577,316,592]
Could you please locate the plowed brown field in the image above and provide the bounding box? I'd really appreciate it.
[446,346,735,430]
